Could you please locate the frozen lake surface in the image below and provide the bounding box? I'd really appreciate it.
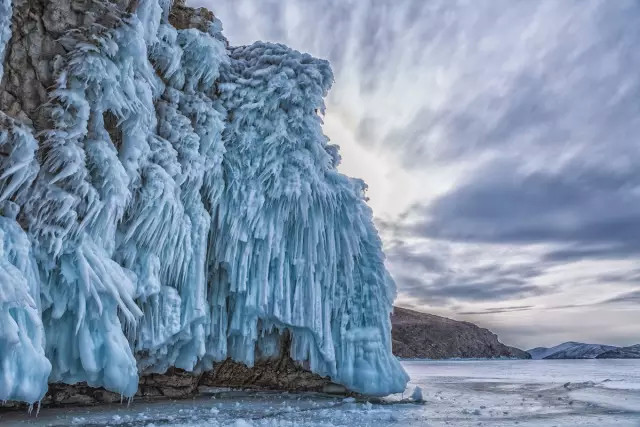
[1,360,639,426]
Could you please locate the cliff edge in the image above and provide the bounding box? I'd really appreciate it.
[391,307,530,359]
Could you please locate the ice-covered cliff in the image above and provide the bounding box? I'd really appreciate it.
[0,0,408,404]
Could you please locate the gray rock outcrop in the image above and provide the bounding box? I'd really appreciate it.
[1,0,134,126]
[391,307,530,359]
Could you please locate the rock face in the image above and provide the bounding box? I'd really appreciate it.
[0,0,133,126]
[391,307,530,359]
[596,344,640,359]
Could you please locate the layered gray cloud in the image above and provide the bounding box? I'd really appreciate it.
[457,306,535,316]
[398,163,640,250]
[192,0,640,347]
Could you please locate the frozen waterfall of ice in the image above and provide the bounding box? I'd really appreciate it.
[0,0,408,403]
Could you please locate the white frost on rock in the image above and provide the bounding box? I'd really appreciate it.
[0,210,51,403]
[0,66,51,402]
[0,0,408,402]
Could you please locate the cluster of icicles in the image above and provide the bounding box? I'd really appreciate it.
[0,0,408,403]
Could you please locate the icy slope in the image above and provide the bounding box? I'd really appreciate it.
[0,0,408,403]
[597,345,640,359]
[527,342,584,360]
[527,342,617,360]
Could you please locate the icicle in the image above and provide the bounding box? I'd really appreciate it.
[0,214,51,403]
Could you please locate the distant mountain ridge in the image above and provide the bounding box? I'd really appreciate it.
[391,307,530,359]
[527,342,640,359]
[597,344,640,359]
[390,308,640,361]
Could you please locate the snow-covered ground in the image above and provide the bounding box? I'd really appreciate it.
[1,360,639,426]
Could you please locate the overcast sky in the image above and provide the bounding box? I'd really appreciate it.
[191,0,640,350]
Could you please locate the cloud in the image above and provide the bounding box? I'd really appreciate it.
[499,288,640,311]
[385,242,446,273]
[380,73,563,167]
[382,162,640,299]
[601,289,640,305]
[596,270,640,284]
[402,164,640,249]
[390,252,552,305]
[457,305,535,315]
[384,238,552,306]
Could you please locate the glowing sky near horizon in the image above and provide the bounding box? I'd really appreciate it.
[190,0,640,349]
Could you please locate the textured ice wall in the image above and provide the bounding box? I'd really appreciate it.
[0,0,52,403]
[208,42,407,393]
[0,0,408,403]
[0,211,51,404]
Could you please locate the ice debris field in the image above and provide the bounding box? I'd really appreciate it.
[0,0,407,403]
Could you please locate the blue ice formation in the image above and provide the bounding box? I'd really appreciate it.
[0,0,408,403]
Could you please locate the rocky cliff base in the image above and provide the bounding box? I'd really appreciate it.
[1,355,342,409]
